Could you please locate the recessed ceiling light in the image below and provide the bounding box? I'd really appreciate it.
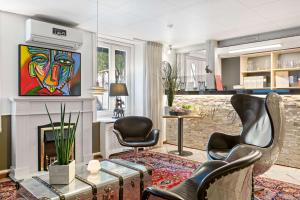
[167,24,174,28]
[228,44,282,54]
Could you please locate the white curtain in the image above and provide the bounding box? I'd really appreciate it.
[144,41,164,146]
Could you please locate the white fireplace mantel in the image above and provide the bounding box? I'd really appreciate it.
[9,97,94,180]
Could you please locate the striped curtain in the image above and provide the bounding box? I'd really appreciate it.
[144,41,164,146]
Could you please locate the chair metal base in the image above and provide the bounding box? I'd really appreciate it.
[169,150,193,156]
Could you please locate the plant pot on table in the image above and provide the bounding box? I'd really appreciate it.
[49,160,75,185]
[169,110,191,116]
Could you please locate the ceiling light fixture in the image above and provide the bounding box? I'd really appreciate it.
[228,44,282,54]
[167,24,174,28]
[167,45,172,54]
[90,0,106,96]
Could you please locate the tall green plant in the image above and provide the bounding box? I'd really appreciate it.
[161,61,179,107]
[45,104,80,165]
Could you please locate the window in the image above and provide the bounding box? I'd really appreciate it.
[182,50,207,91]
[97,47,109,89]
[115,50,126,83]
[96,43,130,112]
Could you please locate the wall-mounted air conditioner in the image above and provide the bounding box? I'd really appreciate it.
[25,19,83,50]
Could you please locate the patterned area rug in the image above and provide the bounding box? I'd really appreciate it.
[112,151,300,200]
[1,150,300,199]
[0,180,16,200]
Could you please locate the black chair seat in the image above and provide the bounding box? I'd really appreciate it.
[124,137,146,142]
[208,149,230,160]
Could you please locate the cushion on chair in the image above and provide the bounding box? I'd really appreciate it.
[208,149,230,160]
[231,94,273,148]
[124,137,146,142]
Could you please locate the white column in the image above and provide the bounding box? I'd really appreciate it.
[206,40,218,89]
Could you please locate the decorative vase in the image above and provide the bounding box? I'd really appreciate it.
[49,160,75,185]
[164,106,170,115]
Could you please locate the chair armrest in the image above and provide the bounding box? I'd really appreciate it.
[192,160,228,178]
[168,161,228,199]
[207,132,240,151]
[142,187,184,200]
[112,129,127,146]
[145,129,160,144]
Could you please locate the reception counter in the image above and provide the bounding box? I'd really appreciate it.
[176,88,300,95]
[165,94,300,168]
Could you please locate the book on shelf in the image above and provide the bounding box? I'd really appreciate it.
[288,75,299,87]
[243,76,267,89]
[275,71,289,88]
[215,75,223,91]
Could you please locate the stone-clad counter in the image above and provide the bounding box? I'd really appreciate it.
[165,94,300,168]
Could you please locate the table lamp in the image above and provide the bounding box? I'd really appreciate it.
[109,83,128,118]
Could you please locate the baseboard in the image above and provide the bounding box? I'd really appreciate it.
[92,152,101,156]
[0,169,10,179]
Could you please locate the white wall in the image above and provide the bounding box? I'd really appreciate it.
[0,11,94,115]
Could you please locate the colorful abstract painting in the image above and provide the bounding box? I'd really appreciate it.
[19,45,81,96]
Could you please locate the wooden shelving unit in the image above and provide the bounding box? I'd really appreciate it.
[244,87,271,90]
[240,52,271,89]
[273,67,300,71]
[241,69,271,74]
[274,86,300,89]
[240,48,300,90]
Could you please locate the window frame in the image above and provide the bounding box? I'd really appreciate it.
[96,41,131,116]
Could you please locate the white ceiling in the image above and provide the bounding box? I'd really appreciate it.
[1,0,300,47]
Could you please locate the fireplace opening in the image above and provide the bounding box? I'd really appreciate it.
[38,122,75,171]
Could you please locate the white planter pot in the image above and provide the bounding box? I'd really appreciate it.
[49,160,75,185]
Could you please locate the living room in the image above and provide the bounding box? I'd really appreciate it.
[0,0,300,199]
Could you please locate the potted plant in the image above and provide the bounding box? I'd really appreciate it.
[45,104,80,185]
[161,61,180,113]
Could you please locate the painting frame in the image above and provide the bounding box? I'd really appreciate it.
[19,44,81,96]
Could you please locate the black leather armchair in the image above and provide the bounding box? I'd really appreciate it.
[142,145,262,200]
[207,92,285,176]
[113,116,160,153]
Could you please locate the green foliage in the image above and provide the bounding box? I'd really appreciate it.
[97,51,109,72]
[182,104,192,110]
[115,52,126,82]
[45,104,80,165]
[161,61,180,107]
[97,49,126,83]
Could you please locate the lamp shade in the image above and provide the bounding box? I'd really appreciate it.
[109,83,128,96]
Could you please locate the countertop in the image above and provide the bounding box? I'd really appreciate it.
[175,88,300,95]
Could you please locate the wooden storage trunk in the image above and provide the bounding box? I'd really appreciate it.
[16,159,152,200]
[101,159,152,200]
